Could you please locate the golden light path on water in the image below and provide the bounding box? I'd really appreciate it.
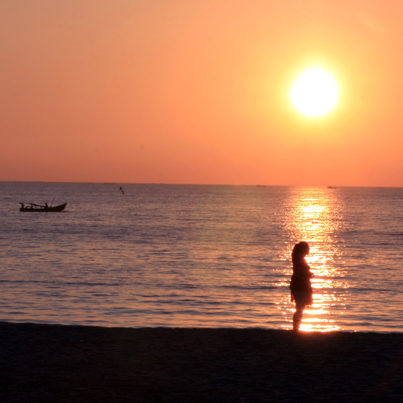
[280,188,347,332]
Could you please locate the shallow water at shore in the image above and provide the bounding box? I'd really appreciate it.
[1,182,403,332]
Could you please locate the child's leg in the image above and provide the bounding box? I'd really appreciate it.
[293,304,304,331]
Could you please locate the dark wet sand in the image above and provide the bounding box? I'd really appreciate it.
[1,322,403,402]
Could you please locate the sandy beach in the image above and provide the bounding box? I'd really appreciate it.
[1,322,403,402]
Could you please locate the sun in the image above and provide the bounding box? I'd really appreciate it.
[290,68,339,117]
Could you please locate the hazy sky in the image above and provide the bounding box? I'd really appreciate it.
[2,0,403,186]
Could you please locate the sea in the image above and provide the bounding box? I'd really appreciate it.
[1,182,402,333]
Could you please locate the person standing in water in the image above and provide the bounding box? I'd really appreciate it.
[290,241,314,331]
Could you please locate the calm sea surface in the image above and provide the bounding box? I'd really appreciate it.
[1,182,402,332]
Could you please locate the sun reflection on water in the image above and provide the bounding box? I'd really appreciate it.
[280,187,346,332]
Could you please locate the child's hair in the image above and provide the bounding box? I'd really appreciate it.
[292,241,310,263]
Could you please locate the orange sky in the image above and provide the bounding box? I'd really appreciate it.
[1,0,403,186]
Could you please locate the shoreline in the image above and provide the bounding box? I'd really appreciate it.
[2,320,403,334]
[1,322,403,402]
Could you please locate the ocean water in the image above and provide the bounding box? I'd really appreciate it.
[0,182,402,333]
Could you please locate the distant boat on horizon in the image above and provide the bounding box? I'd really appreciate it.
[19,202,67,212]
[328,186,337,189]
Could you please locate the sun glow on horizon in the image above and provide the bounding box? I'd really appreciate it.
[291,68,339,117]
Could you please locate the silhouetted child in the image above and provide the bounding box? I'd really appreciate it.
[290,241,314,331]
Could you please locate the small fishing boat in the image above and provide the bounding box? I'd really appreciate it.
[19,202,67,212]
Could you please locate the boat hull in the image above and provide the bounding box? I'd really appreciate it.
[20,203,67,212]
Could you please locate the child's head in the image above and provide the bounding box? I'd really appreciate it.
[292,241,310,261]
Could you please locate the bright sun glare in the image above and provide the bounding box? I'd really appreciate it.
[291,68,339,117]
